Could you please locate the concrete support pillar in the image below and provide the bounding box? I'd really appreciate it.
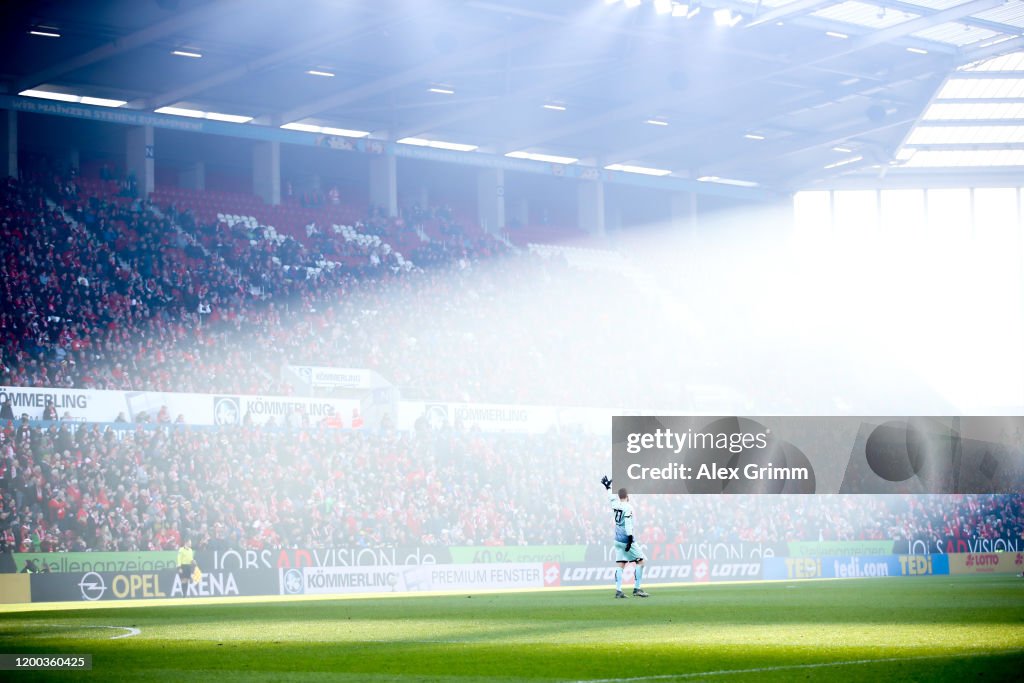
[476,168,505,234]
[125,125,155,196]
[252,141,281,205]
[180,161,205,190]
[1,110,18,179]
[369,154,398,217]
[577,180,606,237]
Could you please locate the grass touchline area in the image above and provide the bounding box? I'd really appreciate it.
[0,576,1021,682]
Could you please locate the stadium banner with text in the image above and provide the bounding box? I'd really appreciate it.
[29,569,279,602]
[762,555,950,581]
[398,401,559,433]
[206,395,360,427]
[947,552,1024,575]
[0,385,125,422]
[547,560,762,588]
[13,551,177,574]
[0,385,358,426]
[197,547,450,571]
[786,541,895,557]
[584,542,787,563]
[613,416,1024,494]
[449,546,587,564]
[897,536,1024,555]
[284,365,385,390]
[278,563,544,596]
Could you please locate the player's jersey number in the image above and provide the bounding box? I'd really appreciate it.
[614,509,623,525]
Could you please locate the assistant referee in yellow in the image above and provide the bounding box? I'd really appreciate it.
[177,538,198,587]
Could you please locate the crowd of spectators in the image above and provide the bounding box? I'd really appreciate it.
[1,164,1022,557]
[2,420,1022,554]
[1,171,704,407]
[0,174,289,395]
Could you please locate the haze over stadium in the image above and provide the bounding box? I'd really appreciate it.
[0,1,1023,681]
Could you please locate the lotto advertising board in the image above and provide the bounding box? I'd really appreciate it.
[762,555,950,581]
[29,569,279,603]
[279,563,545,595]
[546,559,763,588]
[947,552,1024,575]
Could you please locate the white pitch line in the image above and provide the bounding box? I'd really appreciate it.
[104,626,141,639]
[573,649,1023,682]
[38,624,140,640]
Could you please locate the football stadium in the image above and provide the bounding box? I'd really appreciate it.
[1,0,1023,680]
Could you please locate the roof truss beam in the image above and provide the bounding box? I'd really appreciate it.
[958,35,1024,65]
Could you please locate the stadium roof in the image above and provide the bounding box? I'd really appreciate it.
[3,0,1024,192]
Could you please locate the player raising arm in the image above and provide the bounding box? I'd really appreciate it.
[601,475,649,599]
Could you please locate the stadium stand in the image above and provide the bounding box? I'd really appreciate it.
[3,165,1022,558]
[2,169,704,406]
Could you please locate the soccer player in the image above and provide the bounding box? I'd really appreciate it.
[601,475,648,598]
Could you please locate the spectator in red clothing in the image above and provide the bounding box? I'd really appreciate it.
[322,411,343,429]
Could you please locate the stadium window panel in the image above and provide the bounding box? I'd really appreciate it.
[906,126,1024,145]
[793,190,832,235]
[903,149,1024,167]
[926,188,972,236]
[961,51,1024,72]
[973,187,1019,237]
[832,190,878,236]
[936,78,1024,100]
[880,189,925,236]
[923,102,1024,121]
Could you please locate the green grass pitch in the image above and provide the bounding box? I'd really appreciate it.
[1,576,1022,681]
